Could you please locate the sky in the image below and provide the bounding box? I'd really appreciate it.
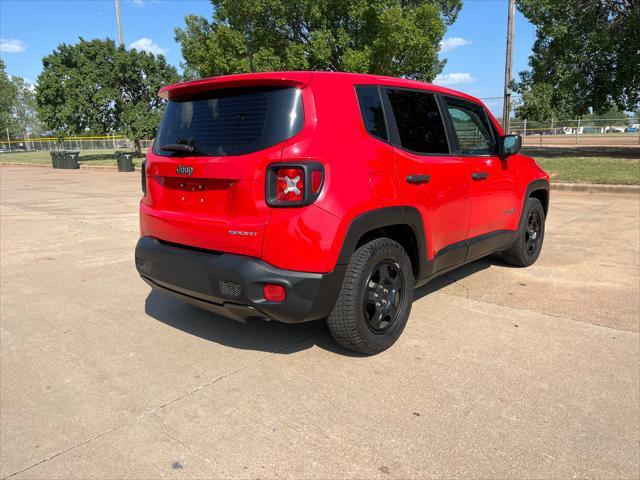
[0,0,536,115]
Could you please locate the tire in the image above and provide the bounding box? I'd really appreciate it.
[503,197,545,267]
[327,238,414,355]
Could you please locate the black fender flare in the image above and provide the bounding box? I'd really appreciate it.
[336,206,427,275]
[519,179,550,229]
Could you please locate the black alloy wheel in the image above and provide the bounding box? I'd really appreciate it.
[525,210,541,255]
[363,260,405,333]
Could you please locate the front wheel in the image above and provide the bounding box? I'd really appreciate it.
[327,238,414,355]
[503,197,546,267]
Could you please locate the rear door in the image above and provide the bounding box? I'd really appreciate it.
[442,97,520,249]
[141,85,305,257]
[382,87,471,266]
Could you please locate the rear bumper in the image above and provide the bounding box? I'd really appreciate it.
[135,236,344,324]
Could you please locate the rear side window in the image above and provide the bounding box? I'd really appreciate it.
[385,89,449,154]
[356,86,387,141]
[153,87,303,157]
[445,98,496,155]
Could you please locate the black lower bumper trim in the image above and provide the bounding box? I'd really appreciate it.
[135,236,344,324]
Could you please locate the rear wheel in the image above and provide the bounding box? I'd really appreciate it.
[327,238,414,355]
[503,197,545,267]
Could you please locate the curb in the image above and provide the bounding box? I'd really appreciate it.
[1,162,51,168]
[1,162,132,171]
[550,183,640,194]
[79,165,121,170]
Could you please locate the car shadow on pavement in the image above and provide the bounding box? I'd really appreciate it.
[144,256,504,356]
[144,290,364,356]
[414,256,495,301]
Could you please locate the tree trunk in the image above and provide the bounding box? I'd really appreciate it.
[133,138,142,157]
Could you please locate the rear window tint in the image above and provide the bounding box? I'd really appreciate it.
[356,86,387,141]
[153,87,303,157]
[385,89,449,154]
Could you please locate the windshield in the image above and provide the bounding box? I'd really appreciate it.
[153,86,304,157]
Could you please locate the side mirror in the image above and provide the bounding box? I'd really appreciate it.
[499,134,522,157]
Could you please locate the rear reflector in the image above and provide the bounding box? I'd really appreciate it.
[311,170,323,193]
[141,160,147,194]
[263,283,286,302]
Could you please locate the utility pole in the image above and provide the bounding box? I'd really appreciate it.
[115,0,124,48]
[502,0,515,133]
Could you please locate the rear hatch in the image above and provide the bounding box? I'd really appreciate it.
[141,74,310,257]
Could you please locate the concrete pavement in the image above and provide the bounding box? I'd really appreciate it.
[1,166,638,479]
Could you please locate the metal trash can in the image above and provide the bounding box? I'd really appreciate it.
[115,151,135,172]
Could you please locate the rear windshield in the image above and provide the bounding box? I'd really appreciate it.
[153,86,303,157]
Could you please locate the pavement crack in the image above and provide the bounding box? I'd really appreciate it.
[1,423,128,480]
[150,412,195,455]
[1,327,324,479]
[148,412,213,466]
[150,326,324,414]
[443,273,471,299]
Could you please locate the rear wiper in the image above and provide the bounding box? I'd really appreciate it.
[160,143,194,154]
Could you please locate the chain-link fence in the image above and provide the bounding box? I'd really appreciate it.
[0,135,153,153]
[507,118,640,147]
[479,95,639,147]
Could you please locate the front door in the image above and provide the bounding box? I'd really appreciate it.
[443,97,520,257]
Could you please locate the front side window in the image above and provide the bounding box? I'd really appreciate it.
[445,99,496,155]
[153,86,303,157]
[385,89,449,154]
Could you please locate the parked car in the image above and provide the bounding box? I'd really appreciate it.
[135,72,550,354]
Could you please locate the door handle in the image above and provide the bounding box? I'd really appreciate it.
[406,174,430,184]
[471,172,488,181]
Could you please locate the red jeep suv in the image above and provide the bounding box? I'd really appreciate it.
[135,71,549,354]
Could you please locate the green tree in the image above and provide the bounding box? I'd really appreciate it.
[580,106,629,130]
[0,61,41,147]
[514,0,639,121]
[116,47,180,155]
[175,0,462,81]
[36,38,179,155]
[37,39,121,136]
[10,76,42,142]
[0,60,17,138]
[583,106,627,121]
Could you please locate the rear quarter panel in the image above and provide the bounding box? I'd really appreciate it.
[262,76,402,272]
